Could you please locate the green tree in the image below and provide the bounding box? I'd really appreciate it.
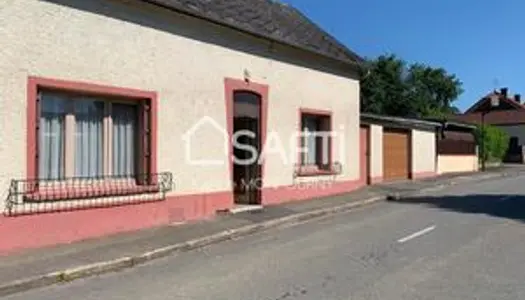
[360,55,413,116]
[474,125,509,163]
[360,55,463,118]
[406,63,463,118]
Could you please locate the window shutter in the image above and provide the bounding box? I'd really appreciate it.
[32,92,42,192]
[35,92,41,169]
[138,100,151,185]
[318,116,331,167]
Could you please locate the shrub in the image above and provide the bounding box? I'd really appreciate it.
[474,125,509,162]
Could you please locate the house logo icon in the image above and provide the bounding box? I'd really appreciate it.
[182,116,229,165]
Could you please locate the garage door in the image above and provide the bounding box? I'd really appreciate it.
[383,129,410,181]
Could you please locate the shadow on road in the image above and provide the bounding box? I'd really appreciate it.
[390,194,525,223]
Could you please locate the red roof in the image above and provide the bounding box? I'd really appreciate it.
[456,90,525,125]
[453,110,525,125]
[465,91,525,113]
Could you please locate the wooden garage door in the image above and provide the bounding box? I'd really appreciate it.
[383,129,410,181]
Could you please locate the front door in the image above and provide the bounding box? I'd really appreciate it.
[232,91,262,205]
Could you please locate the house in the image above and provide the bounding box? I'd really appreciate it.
[0,0,364,252]
[360,114,441,184]
[454,88,525,163]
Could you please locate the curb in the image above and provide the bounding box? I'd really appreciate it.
[0,195,385,297]
[1,170,522,297]
[386,170,523,201]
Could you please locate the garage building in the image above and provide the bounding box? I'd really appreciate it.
[360,114,441,183]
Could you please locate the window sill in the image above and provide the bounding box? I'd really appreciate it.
[294,162,343,177]
[25,184,160,202]
[295,169,339,177]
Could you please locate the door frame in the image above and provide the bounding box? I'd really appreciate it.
[224,78,269,205]
[359,125,371,185]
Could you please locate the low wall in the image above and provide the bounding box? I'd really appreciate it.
[437,155,478,174]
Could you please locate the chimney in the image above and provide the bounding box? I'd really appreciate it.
[515,94,521,103]
[501,87,509,98]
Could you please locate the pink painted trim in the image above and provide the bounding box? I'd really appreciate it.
[411,171,436,180]
[26,76,158,180]
[297,108,333,170]
[26,78,38,181]
[299,108,333,116]
[0,177,366,253]
[28,76,156,100]
[263,179,364,205]
[224,78,269,203]
[150,93,158,175]
[0,190,233,255]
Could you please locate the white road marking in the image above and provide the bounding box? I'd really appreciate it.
[397,225,436,244]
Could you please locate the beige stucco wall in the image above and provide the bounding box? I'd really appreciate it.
[437,155,478,174]
[369,125,383,179]
[411,129,436,175]
[0,0,360,211]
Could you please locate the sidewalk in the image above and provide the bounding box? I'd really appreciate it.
[1,166,523,296]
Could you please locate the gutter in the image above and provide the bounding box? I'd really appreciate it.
[361,113,442,129]
[442,121,477,130]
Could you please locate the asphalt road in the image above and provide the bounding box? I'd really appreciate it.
[6,175,525,300]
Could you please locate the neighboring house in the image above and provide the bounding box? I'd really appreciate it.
[360,114,441,184]
[454,88,525,163]
[0,0,363,252]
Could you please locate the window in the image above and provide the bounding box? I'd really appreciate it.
[112,103,138,177]
[300,112,332,171]
[38,94,66,179]
[37,90,147,180]
[74,98,104,177]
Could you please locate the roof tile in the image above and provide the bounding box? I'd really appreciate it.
[453,110,525,125]
[141,0,363,65]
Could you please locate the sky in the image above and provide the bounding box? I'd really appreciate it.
[285,0,525,112]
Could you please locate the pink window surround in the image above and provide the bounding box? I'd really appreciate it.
[26,77,158,197]
[297,108,336,176]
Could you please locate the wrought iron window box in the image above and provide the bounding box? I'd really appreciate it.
[24,184,161,202]
[5,172,173,216]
